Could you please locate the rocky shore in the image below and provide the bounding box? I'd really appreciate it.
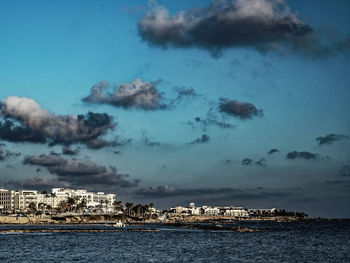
[0,214,308,225]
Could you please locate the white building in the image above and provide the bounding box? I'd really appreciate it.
[37,188,116,212]
[168,203,249,217]
[202,206,220,216]
[1,187,116,213]
[0,188,38,212]
[0,188,13,211]
[220,206,249,217]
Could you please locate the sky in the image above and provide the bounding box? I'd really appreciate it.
[0,0,349,218]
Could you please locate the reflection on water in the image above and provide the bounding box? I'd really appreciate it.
[0,220,349,262]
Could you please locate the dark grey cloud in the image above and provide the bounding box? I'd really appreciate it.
[134,185,294,200]
[189,134,210,144]
[0,146,21,161]
[340,165,350,177]
[256,158,267,167]
[316,134,349,145]
[268,148,280,154]
[286,151,320,160]
[241,158,253,165]
[83,79,166,110]
[6,177,67,192]
[242,157,266,167]
[138,0,350,57]
[0,96,115,149]
[62,146,80,156]
[23,154,139,189]
[0,120,47,143]
[218,98,263,120]
[191,116,236,129]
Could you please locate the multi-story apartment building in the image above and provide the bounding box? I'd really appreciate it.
[0,189,38,212]
[37,188,116,211]
[1,187,116,213]
[0,188,13,211]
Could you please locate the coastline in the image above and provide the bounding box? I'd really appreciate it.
[0,214,317,225]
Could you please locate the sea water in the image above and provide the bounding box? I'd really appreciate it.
[0,220,349,262]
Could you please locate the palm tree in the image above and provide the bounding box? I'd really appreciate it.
[50,193,56,214]
[57,201,67,213]
[113,201,123,213]
[105,200,109,214]
[144,204,150,219]
[28,202,37,214]
[99,200,104,214]
[76,198,87,214]
[67,197,76,212]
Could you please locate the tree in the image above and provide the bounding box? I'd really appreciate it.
[50,193,57,212]
[113,201,123,213]
[125,202,134,216]
[105,200,109,214]
[67,197,76,212]
[37,202,46,211]
[76,198,87,213]
[57,201,68,213]
[28,202,37,214]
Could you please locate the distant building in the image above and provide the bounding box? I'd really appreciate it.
[168,203,249,217]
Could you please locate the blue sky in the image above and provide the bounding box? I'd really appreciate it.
[0,0,349,217]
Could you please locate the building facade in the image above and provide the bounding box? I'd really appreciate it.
[1,187,116,213]
[0,189,38,212]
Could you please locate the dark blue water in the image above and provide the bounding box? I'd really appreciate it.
[0,220,349,262]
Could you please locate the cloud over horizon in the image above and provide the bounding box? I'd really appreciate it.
[286,151,320,160]
[0,96,116,149]
[134,185,296,201]
[22,153,140,190]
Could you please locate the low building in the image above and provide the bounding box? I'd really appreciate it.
[219,206,249,217]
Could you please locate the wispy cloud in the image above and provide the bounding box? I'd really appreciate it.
[241,158,267,167]
[134,185,296,201]
[267,148,280,154]
[188,134,210,144]
[316,134,349,145]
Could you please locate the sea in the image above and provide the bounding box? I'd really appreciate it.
[0,220,349,262]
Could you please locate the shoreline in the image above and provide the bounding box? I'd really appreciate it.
[0,214,338,225]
